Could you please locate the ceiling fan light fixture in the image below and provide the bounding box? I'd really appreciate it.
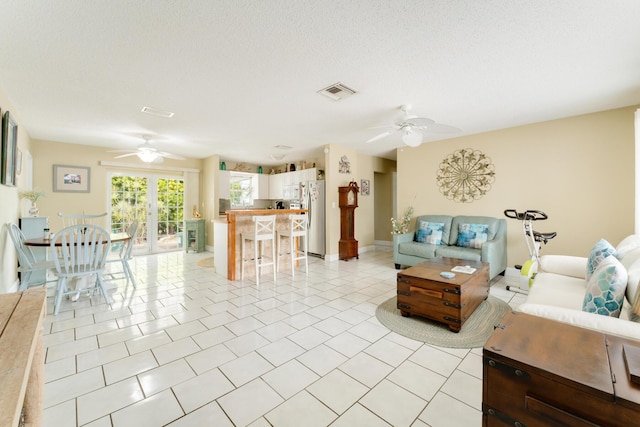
[137,151,160,163]
[402,128,422,147]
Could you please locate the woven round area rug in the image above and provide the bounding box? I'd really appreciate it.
[376,295,511,349]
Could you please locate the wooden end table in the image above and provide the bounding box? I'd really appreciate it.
[396,257,490,332]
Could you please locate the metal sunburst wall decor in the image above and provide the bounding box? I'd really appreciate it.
[436,148,496,203]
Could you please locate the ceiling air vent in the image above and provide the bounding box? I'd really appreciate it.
[317,82,357,101]
[141,106,175,118]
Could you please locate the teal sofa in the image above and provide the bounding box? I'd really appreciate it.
[393,214,507,280]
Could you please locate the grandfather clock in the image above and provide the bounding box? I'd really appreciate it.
[338,181,359,261]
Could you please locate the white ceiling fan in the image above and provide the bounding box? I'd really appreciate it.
[366,104,460,147]
[109,136,186,163]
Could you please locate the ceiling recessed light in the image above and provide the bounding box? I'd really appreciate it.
[274,145,293,150]
[270,154,285,161]
[141,106,174,118]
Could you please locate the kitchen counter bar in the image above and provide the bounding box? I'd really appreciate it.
[225,209,308,281]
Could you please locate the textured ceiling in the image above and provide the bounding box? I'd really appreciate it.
[0,0,639,166]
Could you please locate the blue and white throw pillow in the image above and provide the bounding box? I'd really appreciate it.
[415,222,445,245]
[582,255,627,318]
[456,223,489,249]
[586,238,616,280]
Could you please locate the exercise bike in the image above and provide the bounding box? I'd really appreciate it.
[503,209,557,293]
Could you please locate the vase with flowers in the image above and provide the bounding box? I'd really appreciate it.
[390,196,416,235]
[390,205,414,235]
[19,190,46,217]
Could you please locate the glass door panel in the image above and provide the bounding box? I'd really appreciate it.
[109,173,185,254]
[110,175,149,255]
[156,178,185,252]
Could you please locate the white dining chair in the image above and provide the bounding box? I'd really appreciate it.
[6,223,56,291]
[58,212,108,228]
[105,220,139,288]
[50,224,112,315]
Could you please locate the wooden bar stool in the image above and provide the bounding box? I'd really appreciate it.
[277,214,309,277]
[241,215,276,285]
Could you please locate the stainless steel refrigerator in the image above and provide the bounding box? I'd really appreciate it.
[301,180,325,258]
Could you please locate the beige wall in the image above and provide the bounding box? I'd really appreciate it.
[374,169,395,241]
[325,144,358,260]
[356,154,396,245]
[323,145,396,259]
[202,155,220,247]
[30,139,203,232]
[2,86,636,293]
[397,106,638,268]
[0,89,34,293]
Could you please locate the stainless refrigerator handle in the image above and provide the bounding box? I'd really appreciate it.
[307,188,312,228]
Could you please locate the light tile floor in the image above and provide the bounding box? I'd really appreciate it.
[42,247,526,427]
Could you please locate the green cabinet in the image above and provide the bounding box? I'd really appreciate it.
[184,219,205,253]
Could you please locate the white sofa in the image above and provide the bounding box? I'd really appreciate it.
[516,235,640,341]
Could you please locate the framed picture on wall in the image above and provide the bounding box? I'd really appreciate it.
[1,110,18,186]
[53,164,91,193]
[361,179,370,196]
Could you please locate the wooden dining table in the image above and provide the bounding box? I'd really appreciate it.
[23,232,133,299]
[24,232,131,247]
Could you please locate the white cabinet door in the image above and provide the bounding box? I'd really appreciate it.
[269,173,284,199]
[218,170,230,199]
[293,170,302,185]
[281,171,292,187]
[300,168,315,182]
[258,174,269,199]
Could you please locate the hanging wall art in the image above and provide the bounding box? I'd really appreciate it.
[339,155,351,173]
[436,148,495,203]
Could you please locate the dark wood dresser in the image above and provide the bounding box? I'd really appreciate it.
[483,311,640,426]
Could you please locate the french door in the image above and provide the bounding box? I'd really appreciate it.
[109,172,185,254]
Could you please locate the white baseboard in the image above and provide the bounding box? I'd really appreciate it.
[10,279,20,293]
[359,245,376,253]
[374,240,392,247]
[324,253,339,262]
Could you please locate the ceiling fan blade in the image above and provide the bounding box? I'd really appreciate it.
[402,117,435,127]
[113,152,139,159]
[159,152,186,160]
[366,131,395,143]
[425,123,461,134]
[108,149,137,153]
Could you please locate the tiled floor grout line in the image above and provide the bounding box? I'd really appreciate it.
[41,249,522,426]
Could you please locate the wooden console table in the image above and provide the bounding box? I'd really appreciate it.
[483,311,640,426]
[0,288,47,427]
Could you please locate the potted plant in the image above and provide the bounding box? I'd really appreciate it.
[19,189,45,217]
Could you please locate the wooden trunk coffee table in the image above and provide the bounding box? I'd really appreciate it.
[483,311,640,426]
[396,257,490,332]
